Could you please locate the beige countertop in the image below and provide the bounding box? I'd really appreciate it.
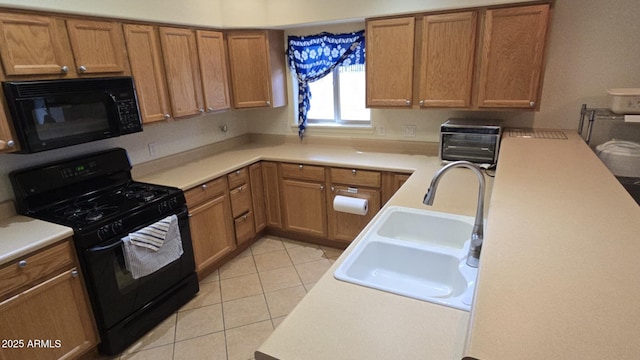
[137,137,491,360]
[2,131,637,359]
[463,132,640,360]
[0,201,74,265]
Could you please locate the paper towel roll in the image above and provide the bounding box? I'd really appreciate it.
[624,115,640,123]
[333,195,368,216]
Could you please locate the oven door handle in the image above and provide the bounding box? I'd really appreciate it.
[87,239,125,254]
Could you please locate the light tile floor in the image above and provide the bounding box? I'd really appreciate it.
[102,235,342,360]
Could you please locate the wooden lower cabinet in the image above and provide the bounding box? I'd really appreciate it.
[186,179,236,273]
[281,179,327,237]
[328,186,381,243]
[381,172,411,205]
[0,240,97,360]
[262,162,282,229]
[249,162,267,232]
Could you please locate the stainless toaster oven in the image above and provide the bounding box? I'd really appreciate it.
[440,118,503,165]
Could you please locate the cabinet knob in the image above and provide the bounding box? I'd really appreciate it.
[320,185,325,191]
[71,270,79,277]
[1,140,15,149]
[199,108,205,113]
[405,99,411,105]
[236,170,241,176]
[299,165,303,170]
[164,113,171,120]
[266,100,271,106]
[208,107,214,112]
[18,260,27,268]
[352,169,357,175]
[239,185,244,192]
[78,65,87,73]
[243,214,248,220]
[419,100,425,107]
[201,184,208,190]
[529,101,536,108]
[61,65,69,73]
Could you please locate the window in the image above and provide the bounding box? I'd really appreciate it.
[306,64,370,126]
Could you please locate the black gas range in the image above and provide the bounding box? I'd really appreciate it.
[10,148,198,355]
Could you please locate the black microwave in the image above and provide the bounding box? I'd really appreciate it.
[3,77,142,153]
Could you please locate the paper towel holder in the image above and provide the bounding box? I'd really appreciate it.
[332,186,359,194]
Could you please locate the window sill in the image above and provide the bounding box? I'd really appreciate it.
[290,123,374,135]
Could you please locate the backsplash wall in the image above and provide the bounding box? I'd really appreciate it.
[0,111,246,203]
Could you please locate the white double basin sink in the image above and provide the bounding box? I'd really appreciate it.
[334,206,479,311]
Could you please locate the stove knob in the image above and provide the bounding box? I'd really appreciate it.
[97,226,111,240]
[112,220,123,234]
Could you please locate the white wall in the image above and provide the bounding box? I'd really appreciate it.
[0,111,246,203]
[0,0,224,27]
[0,0,530,28]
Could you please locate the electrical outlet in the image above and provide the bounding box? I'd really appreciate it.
[376,125,386,136]
[403,125,417,137]
[148,142,157,157]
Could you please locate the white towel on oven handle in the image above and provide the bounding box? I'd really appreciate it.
[122,215,184,279]
[128,215,174,251]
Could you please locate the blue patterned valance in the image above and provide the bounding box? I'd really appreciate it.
[287,30,365,138]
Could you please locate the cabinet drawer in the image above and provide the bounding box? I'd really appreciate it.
[234,211,256,245]
[229,183,252,218]
[331,168,381,187]
[228,167,249,189]
[281,163,325,182]
[0,240,74,300]
[185,177,227,207]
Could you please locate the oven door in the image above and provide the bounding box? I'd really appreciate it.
[82,207,195,330]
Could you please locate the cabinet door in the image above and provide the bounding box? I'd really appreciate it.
[476,4,550,109]
[366,17,415,107]
[0,269,97,360]
[328,186,381,243]
[262,162,282,228]
[0,13,75,77]
[249,162,267,232]
[66,19,128,75]
[159,27,204,118]
[189,194,236,273]
[196,30,231,112]
[227,31,272,108]
[419,12,477,108]
[123,24,171,123]
[234,211,256,246]
[281,179,327,237]
[0,107,16,152]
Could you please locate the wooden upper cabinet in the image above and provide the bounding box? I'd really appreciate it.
[419,12,477,108]
[124,24,171,123]
[66,19,129,75]
[159,27,204,118]
[0,12,75,77]
[227,30,287,109]
[476,4,550,109]
[366,17,415,107]
[196,30,231,112]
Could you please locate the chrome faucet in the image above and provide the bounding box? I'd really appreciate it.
[423,161,486,268]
